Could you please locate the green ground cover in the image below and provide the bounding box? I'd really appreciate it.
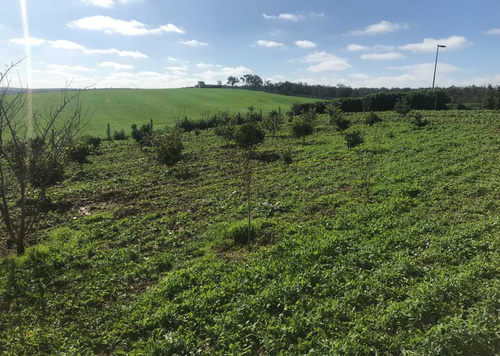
[1,110,500,355]
[29,88,320,137]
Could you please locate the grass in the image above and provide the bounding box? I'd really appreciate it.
[29,88,320,137]
[1,109,500,354]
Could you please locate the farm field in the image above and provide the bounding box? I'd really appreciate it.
[1,109,500,354]
[29,88,321,137]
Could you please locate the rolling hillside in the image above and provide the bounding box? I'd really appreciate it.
[30,88,320,137]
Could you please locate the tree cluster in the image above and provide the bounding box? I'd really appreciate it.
[225,73,499,108]
[0,61,88,255]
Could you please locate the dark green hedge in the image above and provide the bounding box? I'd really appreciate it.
[291,90,447,115]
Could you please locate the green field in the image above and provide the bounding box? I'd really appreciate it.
[30,88,320,137]
[1,109,500,354]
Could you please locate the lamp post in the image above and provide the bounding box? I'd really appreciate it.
[432,44,446,89]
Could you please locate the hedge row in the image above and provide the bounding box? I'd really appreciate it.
[292,89,448,115]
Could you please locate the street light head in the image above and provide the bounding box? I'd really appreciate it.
[438,45,446,48]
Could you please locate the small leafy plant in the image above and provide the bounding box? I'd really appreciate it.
[344,130,364,149]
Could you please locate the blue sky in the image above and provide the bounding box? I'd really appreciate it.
[1,0,499,89]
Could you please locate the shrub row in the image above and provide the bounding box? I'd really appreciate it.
[176,110,263,132]
[291,89,448,114]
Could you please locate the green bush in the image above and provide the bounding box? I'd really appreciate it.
[113,129,126,140]
[68,142,91,171]
[30,154,65,192]
[131,123,153,149]
[326,101,351,131]
[364,112,382,126]
[394,97,411,115]
[234,123,265,151]
[262,111,283,137]
[300,108,317,125]
[344,130,364,149]
[214,115,238,146]
[291,119,314,145]
[154,129,183,167]
[282,148,293,165]
[225,220,256,245]
[80,135,102,153]
[412,113,429,128]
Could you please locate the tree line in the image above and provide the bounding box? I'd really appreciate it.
[227,75,500,108]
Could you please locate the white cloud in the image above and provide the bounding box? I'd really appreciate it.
[389,62,459,76]
[196,62,220,69]
[347,44,369,52]
[46,64,95,72]
[81,0,144,7]
[399,36,468,52]
[267,75,286,82]
[166,65,188,71]
[167,57,189,64]
[194,66,252,82]
[301,51,351,72]
[486,28,500,35]
[348,73,371,80]
[347,44,395,52]
[295,40,317,49]
[81,0,114,7]
[166,65,189,76]
[96,70,193,88]
[262,11,324,22]
[256,40,285,48]
[179,39,208,47]
[263,13,300,21]
[361,52,404,60]
[10,37,46,46]
[100,61,134,70]
[50,40,86,50]
[83,48,148,58]
[349,20,409,35]
[68,16,185,35]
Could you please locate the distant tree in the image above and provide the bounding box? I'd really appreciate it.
[227,76,240,86]
[482,85,496,110]
[264,80,272,92]
[242,74,263,88]
[0,61,88,255]
[496,87,500,110]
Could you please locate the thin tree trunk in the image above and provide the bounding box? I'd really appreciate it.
[246,158,251,248]
[16,238,25,255]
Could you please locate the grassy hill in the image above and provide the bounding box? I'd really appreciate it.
[30,88,320,137]
[1,110,500,354]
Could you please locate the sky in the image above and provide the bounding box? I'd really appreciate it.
[1,0,499,89]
